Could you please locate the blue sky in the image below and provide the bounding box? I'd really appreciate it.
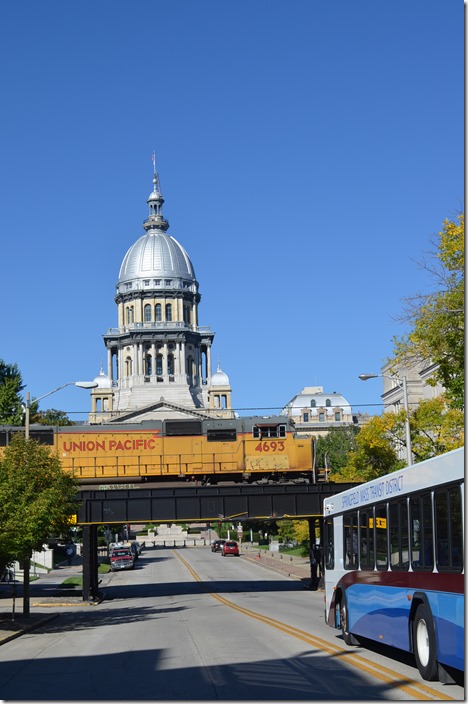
[0,1,463,421]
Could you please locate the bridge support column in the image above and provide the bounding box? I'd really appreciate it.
[82,525,99,601]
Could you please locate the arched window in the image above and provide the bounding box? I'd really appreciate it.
[145,354,152,376]
[167,354,174,375]
[156,354,163,376]
[326,398,331,407]
[125,356,132,376]
[166,303,172,321]
[155,304,162,322]
[310,400,316,408]
[144,304,151,322]
[187,355,194,383]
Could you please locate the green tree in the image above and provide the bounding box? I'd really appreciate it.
[409,395,464,460]
[333,395,464,482]
[292,520,311,545]
[0,433,80,577]
[277,520,296,543]
[0,360,25,424]
[392,213,464,409]
[333,413,404,482]
[31,408,73,426]
[315,426,359,475]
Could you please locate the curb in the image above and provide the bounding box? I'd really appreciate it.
[241,554,309,581]
[0,613,59,646]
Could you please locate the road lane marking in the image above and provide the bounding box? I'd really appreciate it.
[174,550,457,701]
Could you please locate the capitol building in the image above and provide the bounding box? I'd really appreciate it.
[87,161,355,433]
[88,163,233,424]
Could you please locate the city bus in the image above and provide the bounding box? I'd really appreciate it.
[323,447,464,683]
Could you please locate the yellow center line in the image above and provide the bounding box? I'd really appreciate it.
[174,551,456,701]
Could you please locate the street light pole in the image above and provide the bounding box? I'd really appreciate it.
[359,373,413,466]
[22,380,97,616]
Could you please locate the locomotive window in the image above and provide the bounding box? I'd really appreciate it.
[164,421,202,436]
[207,429,237,442]
[30,429,55,445]
[252,425,286,439]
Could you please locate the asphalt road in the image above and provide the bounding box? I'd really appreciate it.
[0,547,464,701]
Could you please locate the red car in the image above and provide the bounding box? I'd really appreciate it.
[110,548,135,571]
[221,540,239,557]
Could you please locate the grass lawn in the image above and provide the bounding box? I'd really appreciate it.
[61,563,110,588]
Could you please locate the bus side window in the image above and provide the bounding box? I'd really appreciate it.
[449,486,463,571]
[389,499,409,570]
[435,483,463,572]
[375,504,388,570]
[360,510,374,570]
[344,511,358,570]
[324,517,334,570]
[411,493,434,570]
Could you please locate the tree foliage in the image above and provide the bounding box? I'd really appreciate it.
[292,520,311,544]
[0,360,25,424]
[277,520,296,543]
[315,426,359,474]
[0,434,80,575]
[331,414,403,482]
[410,395,464,460]
[392,213,464,409]
[331,395,464,482]
[31,409,73,426]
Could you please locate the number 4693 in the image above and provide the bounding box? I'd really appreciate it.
[254,441,285,452]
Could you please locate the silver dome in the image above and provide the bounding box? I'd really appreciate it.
[211,362,230,386]
[118,231,197,287]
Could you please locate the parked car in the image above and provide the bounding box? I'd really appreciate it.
[221,540,239,557]
[211,539,226,553]
[110,547,135,571]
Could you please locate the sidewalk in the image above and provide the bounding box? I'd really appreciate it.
[0,558,97,646]
[240,545,317,585]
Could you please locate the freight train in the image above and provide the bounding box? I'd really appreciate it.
[0,415,316,486]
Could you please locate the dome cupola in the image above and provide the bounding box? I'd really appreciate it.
[116,156,199,296]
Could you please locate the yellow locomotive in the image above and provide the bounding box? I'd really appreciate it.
[1,416,315,486]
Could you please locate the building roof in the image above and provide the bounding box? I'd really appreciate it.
[282,386,352,417]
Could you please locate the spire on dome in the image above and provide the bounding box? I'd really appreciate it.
[144,151,169,232]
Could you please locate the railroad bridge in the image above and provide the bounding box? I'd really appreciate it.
[78,481,357,600]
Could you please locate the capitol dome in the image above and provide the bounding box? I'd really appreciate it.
[118,231,197,288]
[116,168,198,294]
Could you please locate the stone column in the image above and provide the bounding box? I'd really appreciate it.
[107,348,113,382]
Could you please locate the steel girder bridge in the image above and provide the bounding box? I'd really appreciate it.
[78,481,357,600]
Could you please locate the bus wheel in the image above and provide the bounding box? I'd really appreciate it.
[340,593,358,646]
[413,604,438,681]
